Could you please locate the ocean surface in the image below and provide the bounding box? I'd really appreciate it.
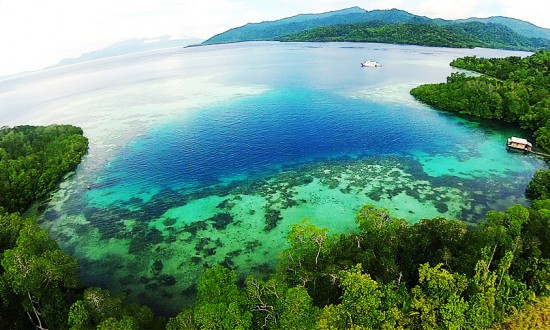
[0,42,545,315]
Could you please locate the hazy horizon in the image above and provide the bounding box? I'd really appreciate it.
[1,0,549,77]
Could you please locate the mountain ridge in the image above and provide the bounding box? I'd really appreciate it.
[277,20,549,51]
[202,7,550,49]
[451,16,550,39]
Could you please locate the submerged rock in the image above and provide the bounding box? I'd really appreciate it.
[162,218,177,226]
[208,212,234,230]
[264,208,282,232]
[153,260,163,273]
[182,220,208,237]
[158,274,177,286]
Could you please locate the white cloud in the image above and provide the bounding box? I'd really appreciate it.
[498,0,549,27]
[414,0,483,19]
[0,0,548,77]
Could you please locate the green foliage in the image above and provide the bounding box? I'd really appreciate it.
[192,266,252,329]
[0,125,89,329]
[0,124,88,213]
[0,124,164,330]
[284,219,331,268]
[168,202,550,329]
[242,274,319,329]
[278,21,547,51]
[1,221,80,329]
[67,287,160,329]
[410,263,469,329]
[278,219,333,304]
[96,316,138,330]
[400,217,470,282]
[411,51,550,151]
[278,286,318,329]
[0,211,26,252]
[166,308,195,330]
[197,265,241,305]
[337,265,391,328]
[203,8,422,45]
[526,169,550,200]
[494,296,550,329]
[351,205,407,282]
[466,255,499,329]
[244,275,287,328]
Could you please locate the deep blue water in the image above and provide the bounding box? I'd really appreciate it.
[94,88,466,194]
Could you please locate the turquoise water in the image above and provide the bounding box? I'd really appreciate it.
[0,42,544,315]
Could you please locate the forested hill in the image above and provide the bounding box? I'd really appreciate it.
[202,7,550,50]
[278,21,550,50]
[451,16,550,39]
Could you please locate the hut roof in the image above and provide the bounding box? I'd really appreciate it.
[509,137,532,146]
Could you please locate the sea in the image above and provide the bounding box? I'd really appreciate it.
[0,41,545,315]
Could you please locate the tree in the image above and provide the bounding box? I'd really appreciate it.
[1,222,79,329]
[317,264,409,329]
[0,211,25,252]
[339,264,385,328]
[278,220,332,303]
[412,52,550,152]
[67,287,159,329]
[0,125,88,213]
[465,249,499,329]
[526,169,550,201]
[96,316,138,330]
[278,286,318,330]
[410,263,468,330]
[245,276,287,329]
[353,205,407,283]
[194,266,251,329]
[166,308,195,330]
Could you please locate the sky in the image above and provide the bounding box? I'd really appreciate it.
[0,0,549,77]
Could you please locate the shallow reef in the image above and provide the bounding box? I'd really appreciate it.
[41,153,535,315]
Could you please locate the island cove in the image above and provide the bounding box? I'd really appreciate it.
[11,43,545,315]
[2,42,543,315]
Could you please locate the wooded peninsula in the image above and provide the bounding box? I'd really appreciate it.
[411,51,550,151]
[1,51,550,329]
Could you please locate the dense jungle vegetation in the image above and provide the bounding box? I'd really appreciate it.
[0,125,88,214]
[277,22,550,51]
[411,51,550,150]
[2,50,550,329]
[168,203,550,329]
[0,126,162,329]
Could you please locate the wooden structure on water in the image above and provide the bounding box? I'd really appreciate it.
[507,137,532,152]
[507,136,550,158]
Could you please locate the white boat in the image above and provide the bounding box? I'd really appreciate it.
[361,60,382,67]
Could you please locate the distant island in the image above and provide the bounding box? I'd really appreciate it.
[53,35,203,67]
[202,7,550,51]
